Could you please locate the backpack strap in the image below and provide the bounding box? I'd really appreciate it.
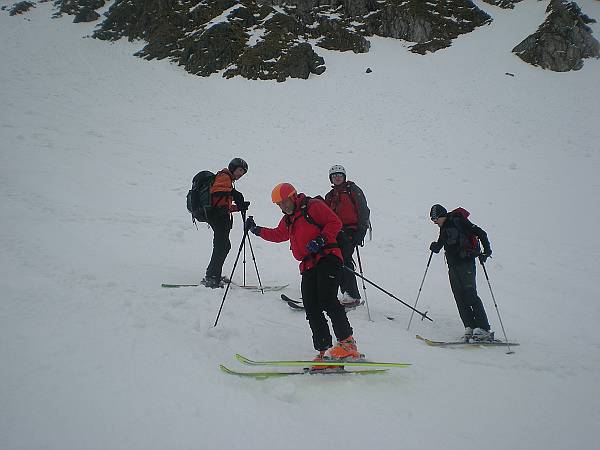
[285,196,321,228]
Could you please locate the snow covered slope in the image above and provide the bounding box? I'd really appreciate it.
[1,1,599,450]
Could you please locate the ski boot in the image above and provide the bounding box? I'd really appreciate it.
[310,350,339,372]
[201,276,224,289]
[325,335,364,361]
[472,328,494,342]
[339,293,363,310]
[461,327,473,343]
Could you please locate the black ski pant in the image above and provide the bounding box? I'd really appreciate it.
[301,254,353,351]
[448,260,490,331]
[338,232,361,299]
[206,212,232,281]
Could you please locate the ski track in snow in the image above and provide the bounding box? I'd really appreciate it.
[1,1,600,450]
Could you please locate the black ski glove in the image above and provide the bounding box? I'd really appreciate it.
[354,227,367,246]
[244,216,261,236]
[479,249,492,263]
[430,241,443,253]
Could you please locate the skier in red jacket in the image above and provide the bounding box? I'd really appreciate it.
[244,183,362,364]
[324,165,370,308]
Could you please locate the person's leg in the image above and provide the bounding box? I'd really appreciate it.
[448,265,477,329]
[457,262,490,331]
[339,238,361,300]
[316,255,353,341]
[206,214,232,281]
[301,268,333,352]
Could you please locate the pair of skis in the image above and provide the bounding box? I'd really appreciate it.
[281,294,363,311]
[221,354,411,378]
[415,335,519,347]
[161,282,289,292]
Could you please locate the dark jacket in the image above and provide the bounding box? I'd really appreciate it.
[434,213,491,267]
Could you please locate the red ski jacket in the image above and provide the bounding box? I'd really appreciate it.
[324,181,370,230]
[258,194,342,273]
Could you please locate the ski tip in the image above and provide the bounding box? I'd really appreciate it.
[235,354,252,364]
[219,364,234,374]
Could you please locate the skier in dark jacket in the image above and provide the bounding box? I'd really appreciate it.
[324,165,370,308]
[429,204,493,342]
[202,158,249,289]
[244,182,362,366]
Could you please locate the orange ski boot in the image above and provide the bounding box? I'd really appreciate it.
[324,335,363,361]
[310,350,338,371]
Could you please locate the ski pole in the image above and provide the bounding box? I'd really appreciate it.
[240,211,264,293]
[245,233,264,294]
[407,251,433,331]
[213,228,249,327]
[241,211,247,286]
[355,247,372,322]
[343,267,433,322]
[479,259,514,354]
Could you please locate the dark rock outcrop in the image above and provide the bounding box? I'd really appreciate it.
[91,0,493,80]
[481,0,523,9]
[364,0,491,54]
[73,6,100,22]
[513,0,600,71]
[53,0,105,18]
[11,0,597,80]
[9,1,35,15]
[314,18,371,53]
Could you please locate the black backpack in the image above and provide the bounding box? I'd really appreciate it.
[186,171,215,224]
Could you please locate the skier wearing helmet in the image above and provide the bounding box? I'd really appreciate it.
[201,158,249,289]
[324,165,370,308]
[244,183,363,366]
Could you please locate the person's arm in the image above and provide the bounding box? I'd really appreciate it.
[464,218,491,254]
[257,216,290,243]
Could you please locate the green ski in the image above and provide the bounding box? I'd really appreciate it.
[235,353,411,368]
[220,365,389,378]
[416,335,519,347]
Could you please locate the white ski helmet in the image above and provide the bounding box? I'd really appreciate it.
[329,164,346,181]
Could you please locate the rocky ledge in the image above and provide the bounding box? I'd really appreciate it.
[6,0,600,80]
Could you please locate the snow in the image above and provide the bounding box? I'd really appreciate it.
[1,1,599,450]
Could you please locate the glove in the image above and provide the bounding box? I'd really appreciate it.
[306,236,326,253]
[239,201,250,212]
[479,249,492,263]
[353,227,367,246]
[244,216,261,236]
[430,241,443,253]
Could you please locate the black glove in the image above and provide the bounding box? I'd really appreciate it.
[479,249,492,263]
[353,227,367,246]
[306,236,326,253]
[244,216,261,236]
[430,241,443,253]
